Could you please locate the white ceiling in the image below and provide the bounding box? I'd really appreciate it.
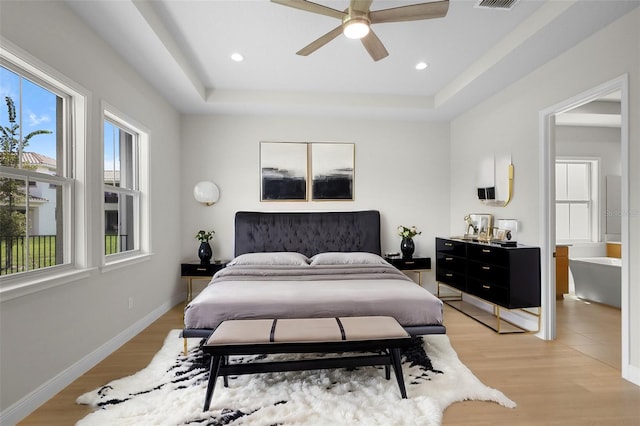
[66,0,638,120]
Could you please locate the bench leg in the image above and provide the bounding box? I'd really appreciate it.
[385,364,390,380]
[222,355,229,387]
[390,347,407,399]
[203,355,222,411]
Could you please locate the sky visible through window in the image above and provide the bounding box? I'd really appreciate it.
[0,66,57,160]
[104,120,121,179]
[2,65,119,175]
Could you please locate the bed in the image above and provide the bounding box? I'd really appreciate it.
[183,210,445,340]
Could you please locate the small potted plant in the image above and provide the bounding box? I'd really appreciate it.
[195,230,215,264]
[397,225,421,259]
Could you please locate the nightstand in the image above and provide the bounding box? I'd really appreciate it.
[181,261,227,302]
[384,257,431,286]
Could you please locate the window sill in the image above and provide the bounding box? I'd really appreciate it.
[101,252,153,273]
[0,267,96,302]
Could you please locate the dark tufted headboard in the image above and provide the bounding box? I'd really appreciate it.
[234,211,381,257]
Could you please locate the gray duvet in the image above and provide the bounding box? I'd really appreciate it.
[184,264,443,330]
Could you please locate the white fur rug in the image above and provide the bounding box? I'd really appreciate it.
[77,330,515,425]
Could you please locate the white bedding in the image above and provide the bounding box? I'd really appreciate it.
[184,263,443,330]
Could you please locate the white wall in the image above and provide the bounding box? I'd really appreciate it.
[180,115,451,291]
[450,8,640,381]
[0,1,183,418]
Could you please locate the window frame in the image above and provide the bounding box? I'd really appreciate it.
[555,157,600,243]
[0,39,90,301]
[101,104,150,270]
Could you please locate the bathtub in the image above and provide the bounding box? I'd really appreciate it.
[569,257,621,308]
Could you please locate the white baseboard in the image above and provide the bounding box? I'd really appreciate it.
[623,363,640,387]
[0,297,182,426]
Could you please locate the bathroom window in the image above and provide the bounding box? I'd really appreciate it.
[555,159,598,242]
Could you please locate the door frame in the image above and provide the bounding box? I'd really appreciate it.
[538,74,631,381]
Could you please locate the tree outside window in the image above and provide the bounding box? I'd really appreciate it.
[1,64,64,275]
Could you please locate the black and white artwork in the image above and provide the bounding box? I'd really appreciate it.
[311,143,354,201]
[260,142,308,201]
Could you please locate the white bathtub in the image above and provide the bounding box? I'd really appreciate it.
[569,257,621,308]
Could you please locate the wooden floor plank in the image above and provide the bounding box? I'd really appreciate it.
[18,299,640,425]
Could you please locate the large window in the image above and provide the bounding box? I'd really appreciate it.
[0,62,71,276]
[556,159,598,242]
[103,109,148,262]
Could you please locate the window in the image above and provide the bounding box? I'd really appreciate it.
[102,108,148,263]
[556,159,598,242]
[1,44,88,299]
[0,62,71,276]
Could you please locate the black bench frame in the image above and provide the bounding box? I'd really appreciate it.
[203,338,411,412]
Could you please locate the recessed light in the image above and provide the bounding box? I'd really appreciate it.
[230,53,244,62]
[415,62,428,70]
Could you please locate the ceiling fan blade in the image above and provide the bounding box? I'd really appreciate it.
[361,29,389,62]
[296,25,344,56]
[271,0,345,20]
[349,0,373,14]
[370,0,449,24]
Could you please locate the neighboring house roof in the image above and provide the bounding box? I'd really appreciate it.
[104,170,121,183]
[21,152,57,168]
[18,152,121,183]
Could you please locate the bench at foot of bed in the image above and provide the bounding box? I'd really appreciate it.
[202,316,412,412]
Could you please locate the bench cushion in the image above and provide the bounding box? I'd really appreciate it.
[206,316,409,347]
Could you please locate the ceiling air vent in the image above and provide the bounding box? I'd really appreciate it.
[475,0,520,10]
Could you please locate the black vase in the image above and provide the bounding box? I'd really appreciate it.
[198,242,212,264]
[400,237,415,259]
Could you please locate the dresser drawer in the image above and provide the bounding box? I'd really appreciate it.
[467,261,509,287]
[467,279,509,306]
[466,244,509,265]
[436,269,466,291]
[436,238,466,256]
[436,252,465,273]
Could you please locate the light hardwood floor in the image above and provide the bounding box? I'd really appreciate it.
[19,302,640,425]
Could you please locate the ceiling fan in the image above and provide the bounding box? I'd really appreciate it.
[271,0,450,61]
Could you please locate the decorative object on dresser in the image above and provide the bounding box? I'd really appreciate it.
[195,230,215,264]
[397,225,421,259]
[385,256,431,286]
[181,260,227,302]
[462,214,493,242]
[435,237,541,333]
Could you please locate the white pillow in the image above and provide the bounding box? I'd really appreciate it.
[227,252,309,266]
[309,252,387,266]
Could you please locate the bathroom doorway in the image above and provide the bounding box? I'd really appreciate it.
[540,75,629,378]
[553,92,623,368]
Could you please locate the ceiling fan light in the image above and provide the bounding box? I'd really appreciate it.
[343,20,370,39]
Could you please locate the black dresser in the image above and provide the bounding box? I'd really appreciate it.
[436,237,541,332]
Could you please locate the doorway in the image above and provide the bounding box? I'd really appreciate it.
[554,91,622,369]
[539,75,630,380]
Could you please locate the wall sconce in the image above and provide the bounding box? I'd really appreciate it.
[193,181,220,206]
